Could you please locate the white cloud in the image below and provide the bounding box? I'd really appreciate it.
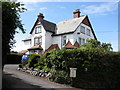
[82,2,117,15]
[39,7,47,11]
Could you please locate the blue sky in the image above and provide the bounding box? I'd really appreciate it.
[12,2,118,52]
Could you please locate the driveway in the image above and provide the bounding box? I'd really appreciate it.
[3,64,82,89]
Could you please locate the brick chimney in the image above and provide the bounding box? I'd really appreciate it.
[37,13,44,19]
[73,9,81,18]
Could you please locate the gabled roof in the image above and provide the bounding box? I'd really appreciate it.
[74,41,80,48]
[64,41,76,49]
[56,15,86,34]
[30,18,56,34]
[28,45,43,50]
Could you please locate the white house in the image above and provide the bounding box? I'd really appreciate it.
[22,9,97,54]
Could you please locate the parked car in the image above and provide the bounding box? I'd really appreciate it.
[21,54,30,66]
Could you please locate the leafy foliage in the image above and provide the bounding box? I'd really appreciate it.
[2,1,26,67]
[81,39,113,51]
[27,54,40,68]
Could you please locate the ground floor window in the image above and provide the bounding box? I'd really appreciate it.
[78,38,85,45]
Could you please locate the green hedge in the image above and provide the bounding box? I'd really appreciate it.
[27,54,40,68]
[40,48,120,88]
[6,53,23,64]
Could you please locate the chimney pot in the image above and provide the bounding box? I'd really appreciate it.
[38,13,44,19]
[73,9,81,18]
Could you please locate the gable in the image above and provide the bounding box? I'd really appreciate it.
[82,16,90,27]
[30,18,56,34]
[82,16,97,40]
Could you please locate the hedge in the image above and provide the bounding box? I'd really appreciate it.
[6,53,23,64]
[39,48,120,88]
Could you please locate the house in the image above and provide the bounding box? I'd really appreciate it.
[22,9,97,54]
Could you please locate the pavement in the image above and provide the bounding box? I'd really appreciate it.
[2,64,82,90]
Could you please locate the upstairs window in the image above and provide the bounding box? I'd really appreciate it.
[34,37,42,45]
[35,26,42,34]
[86,28,90,36]
[78,38,85,45]
[63,36,66,46]
[80,26,85,34]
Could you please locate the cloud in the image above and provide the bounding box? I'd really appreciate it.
[82,2,117,15]
[39,7,47,11]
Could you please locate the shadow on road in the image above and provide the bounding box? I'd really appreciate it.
[2,73,55,90]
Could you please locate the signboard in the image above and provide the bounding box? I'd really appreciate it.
[70,68,77,77]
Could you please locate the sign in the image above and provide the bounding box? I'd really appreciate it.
[70,68,77,77]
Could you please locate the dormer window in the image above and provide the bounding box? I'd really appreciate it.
[80,26,85,34]
[35,25,42,34]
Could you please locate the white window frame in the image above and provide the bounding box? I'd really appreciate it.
[34,37,42,46]
[80,26,85,34]
[86,28,90,36]
[35,25,42,34]
[63,36,66,46]
[78,38,85,45]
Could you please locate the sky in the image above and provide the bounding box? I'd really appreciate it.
[11,1,119,52]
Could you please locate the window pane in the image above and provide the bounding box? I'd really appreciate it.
[34,37,42,45]
[86,29,90,36]
[78,38,81,45]
[35,26,41,34]
[63,36,66,45]
[80,26,85,34]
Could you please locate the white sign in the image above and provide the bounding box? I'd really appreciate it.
[70,68,77,77]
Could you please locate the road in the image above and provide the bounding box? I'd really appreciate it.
[3,64,81,90]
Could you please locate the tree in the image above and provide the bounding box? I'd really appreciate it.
[80,39,113,51]
[2,1,26,68]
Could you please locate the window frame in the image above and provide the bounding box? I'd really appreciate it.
[80,26,85,34]
[34,37,42,46]
[86,28,90,36]
[63,36,66,46]
[35,25,42,34]
[78,38,85,45]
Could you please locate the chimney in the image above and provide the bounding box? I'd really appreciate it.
[37,13,44,19]
[73,9,81,18]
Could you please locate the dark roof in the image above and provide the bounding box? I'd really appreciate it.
[28,45,43,50]
[30,18,56,34]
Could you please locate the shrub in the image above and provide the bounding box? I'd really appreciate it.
[27,54,40,68]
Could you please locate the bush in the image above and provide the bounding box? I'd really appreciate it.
[27,54,40,68]
[40,48,120,88]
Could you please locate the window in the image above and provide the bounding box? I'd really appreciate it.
[35,26,42,34]
[86,28,90,36]
[80,26,85,34]
[78,38,85,45]
[34,37,42,45]
[63,36,66,45]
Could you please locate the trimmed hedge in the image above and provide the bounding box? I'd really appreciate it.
[6,53,23,64]
[40,48,120,88]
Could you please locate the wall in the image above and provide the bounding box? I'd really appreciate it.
[45,31,53,50]
[23,40,31,50]
[73,23,95,44]
[30,25,46,51]
[52,35,62,49]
